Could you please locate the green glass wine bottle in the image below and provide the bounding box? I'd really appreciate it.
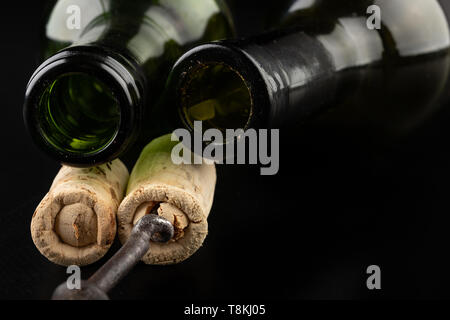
[24,0,234,167]
[163,0,450,142]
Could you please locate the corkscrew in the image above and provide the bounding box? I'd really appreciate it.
[52,214,174,300]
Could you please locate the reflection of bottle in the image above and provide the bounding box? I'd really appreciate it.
[24,0,234,166]
[166,0,450,139]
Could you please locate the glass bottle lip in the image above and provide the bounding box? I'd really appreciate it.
[171,42,271,133]
[24,46,143,167]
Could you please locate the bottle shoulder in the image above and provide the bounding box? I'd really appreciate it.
[42,0,234,60]
[44,0,107,54]
[279,0,450,61]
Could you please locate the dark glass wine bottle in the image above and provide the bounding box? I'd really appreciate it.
[164,0,450,141]
[24,0,234,166]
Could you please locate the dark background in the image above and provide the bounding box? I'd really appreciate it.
[2,0,450,300]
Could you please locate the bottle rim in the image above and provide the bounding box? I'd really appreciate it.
[24,46,143,166]
[171,42,271,134]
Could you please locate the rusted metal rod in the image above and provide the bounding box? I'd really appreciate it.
[52,214,174,300]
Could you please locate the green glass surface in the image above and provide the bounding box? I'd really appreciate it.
[38,73,120,154]
[34,0,234,161]
[43,0,234,95]
[276,0,450,134]
[176,0,450,137]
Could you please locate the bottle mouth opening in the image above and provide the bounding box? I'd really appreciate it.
[37,72,121,155]
[24,46,144,166]
[179,62,253,133]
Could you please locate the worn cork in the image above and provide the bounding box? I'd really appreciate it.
[31,160,129,266]
[117,134,216,265]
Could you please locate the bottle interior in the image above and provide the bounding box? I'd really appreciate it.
[38,72,121,154]
[180,63,253,132]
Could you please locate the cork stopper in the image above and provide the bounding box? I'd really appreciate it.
[55,203,98,247]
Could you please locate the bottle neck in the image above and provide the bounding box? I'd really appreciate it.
[24,45,145,166]
[172,1,450,132]
[236,31,339,128]
[171,31,338,131]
